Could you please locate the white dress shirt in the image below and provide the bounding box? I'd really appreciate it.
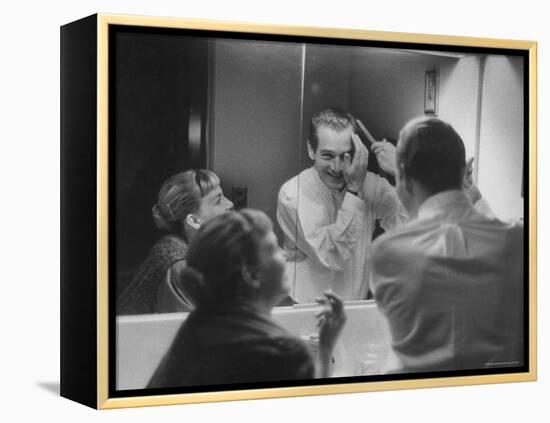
[277,167,406,302]
[369,190,524,373]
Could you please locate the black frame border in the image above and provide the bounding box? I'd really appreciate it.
[105,23,531,401]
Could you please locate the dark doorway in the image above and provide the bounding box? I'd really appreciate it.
[113,30,210,296]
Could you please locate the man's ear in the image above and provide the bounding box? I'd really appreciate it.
[397,162,406,180]
[307,140,315,161]
[186,214,202,229]
[397,162,413,193]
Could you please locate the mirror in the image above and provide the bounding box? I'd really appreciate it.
[114,31,524,313]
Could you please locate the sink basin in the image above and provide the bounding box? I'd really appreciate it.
[272,300,392,377]
[116,300,392,390]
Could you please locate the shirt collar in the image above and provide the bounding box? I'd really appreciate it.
[417,190,472,220]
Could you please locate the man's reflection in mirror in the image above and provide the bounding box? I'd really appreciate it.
[277,108,408,303]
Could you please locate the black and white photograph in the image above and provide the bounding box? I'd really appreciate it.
[6,0,550,421]
[111,23,528,395]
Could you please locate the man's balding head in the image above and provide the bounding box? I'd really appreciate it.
[397,116,466,194]
[395,117,466,216]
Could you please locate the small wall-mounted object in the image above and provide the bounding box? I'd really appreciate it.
[425,69,438,114]
[61,13,537,409]
[231,186,248,209]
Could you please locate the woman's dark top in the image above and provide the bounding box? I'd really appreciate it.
[147,303,315,388]
[117,235,188,315]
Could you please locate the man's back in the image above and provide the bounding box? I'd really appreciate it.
[370,190,524,373]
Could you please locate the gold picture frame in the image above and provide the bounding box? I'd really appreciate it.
[60,13,537,409]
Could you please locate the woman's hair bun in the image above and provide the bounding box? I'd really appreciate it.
[152,204,173,231]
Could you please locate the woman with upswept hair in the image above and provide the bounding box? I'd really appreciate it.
[117,169,233,315]
[148,209,346,388]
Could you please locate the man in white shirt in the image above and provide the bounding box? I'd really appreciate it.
[369,116,524,373]
[277,108,407,303]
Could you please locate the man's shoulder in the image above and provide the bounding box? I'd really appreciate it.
[480,216,524,245]
[371,210,524,260]
[279,173,300,193]
[371,223,419,257]
[451,203,524,239]
[370,217,439,266]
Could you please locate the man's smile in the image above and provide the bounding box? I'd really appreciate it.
[326,171,343,179]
